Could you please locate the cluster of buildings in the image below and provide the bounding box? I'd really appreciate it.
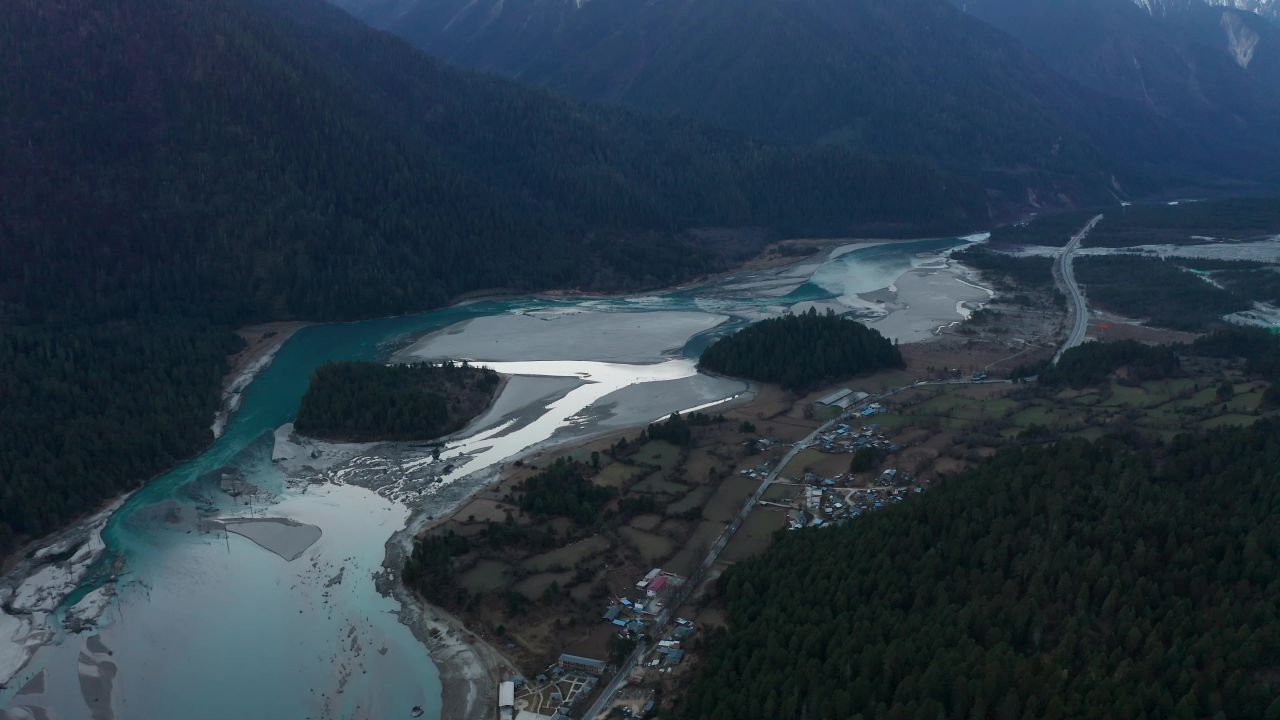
[811,421,898,455]
[630,617,697,685]
[787,463,925,529]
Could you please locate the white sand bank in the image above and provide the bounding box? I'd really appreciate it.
[395,310,727,363]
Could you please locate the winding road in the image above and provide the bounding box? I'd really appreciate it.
[1052,214,1103,365]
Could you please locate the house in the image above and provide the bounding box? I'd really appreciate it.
[665,649,685,664]
[498,681,515,720]
[559,654,607,674]
[635,568,661,591]
[602,606,621,622]
[646,575,668,598]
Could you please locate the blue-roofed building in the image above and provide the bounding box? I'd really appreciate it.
[603,606,621,622]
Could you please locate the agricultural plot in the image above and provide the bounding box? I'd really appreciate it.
[458,559,514,594]
[720,508,787,563]
[522,536,611,571]
[620,526,675,564]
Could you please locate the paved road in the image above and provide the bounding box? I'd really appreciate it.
[1053,214,1103,364]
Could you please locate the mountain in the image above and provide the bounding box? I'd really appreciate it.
[954,0,1280,186]
[0,0,984,554]
[334,0,1140,207]
[333,0,1280,206]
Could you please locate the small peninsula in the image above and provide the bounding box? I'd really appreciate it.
[295,361,500,441]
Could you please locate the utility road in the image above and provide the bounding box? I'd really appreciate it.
[1053,214,1103,364]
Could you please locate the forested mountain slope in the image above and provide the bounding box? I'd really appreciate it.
[334,0,1280,204]
[0,0,983,555]
[684,421,1280,719]
[334,0,1132,204]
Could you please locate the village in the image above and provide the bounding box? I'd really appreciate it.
[484,385,946,720]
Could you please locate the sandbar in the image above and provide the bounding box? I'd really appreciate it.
[219,518,321,562]
[395,310,728,363]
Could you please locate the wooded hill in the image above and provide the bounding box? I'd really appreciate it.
[697,310,904,391]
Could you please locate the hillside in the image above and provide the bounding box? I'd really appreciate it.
[335,0,1280,205]
[0,0,984,556]
[334,0,1138,207]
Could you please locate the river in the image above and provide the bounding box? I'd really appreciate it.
[0,236,983,720]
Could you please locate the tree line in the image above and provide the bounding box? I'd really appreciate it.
[683,420,1280,720]
[294,361,499,441]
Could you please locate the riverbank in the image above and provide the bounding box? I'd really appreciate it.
[213,321,310,438]
[0,498,124,690]
[381,494,516,720]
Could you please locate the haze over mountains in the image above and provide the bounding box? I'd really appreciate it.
[337,0,1280,207]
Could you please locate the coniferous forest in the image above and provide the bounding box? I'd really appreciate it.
[683,420,1280,720]
[0,0,983,556]
[294,361,499,441]
[698,309,905,390]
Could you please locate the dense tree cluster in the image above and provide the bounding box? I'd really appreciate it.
[294,361,498,441]
[1083,198,1280,247]
[684,421,1280,720]
[1075,256,1250,330]
[0,323,241,552]
[517,459,616,526]
[402,530,471,604]
[642,412,723,446]
[0,0,984,556]
[951,247,1054,290]
[1040,340,1181,388]
[987,199,1280,250]
[698,309,904,390]
[1183,326,1280,379]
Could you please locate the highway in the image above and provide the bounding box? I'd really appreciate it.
[1052,214,1103,365]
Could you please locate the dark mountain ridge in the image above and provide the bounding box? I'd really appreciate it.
[335,0,1137,207]
[335,0,1280,207]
